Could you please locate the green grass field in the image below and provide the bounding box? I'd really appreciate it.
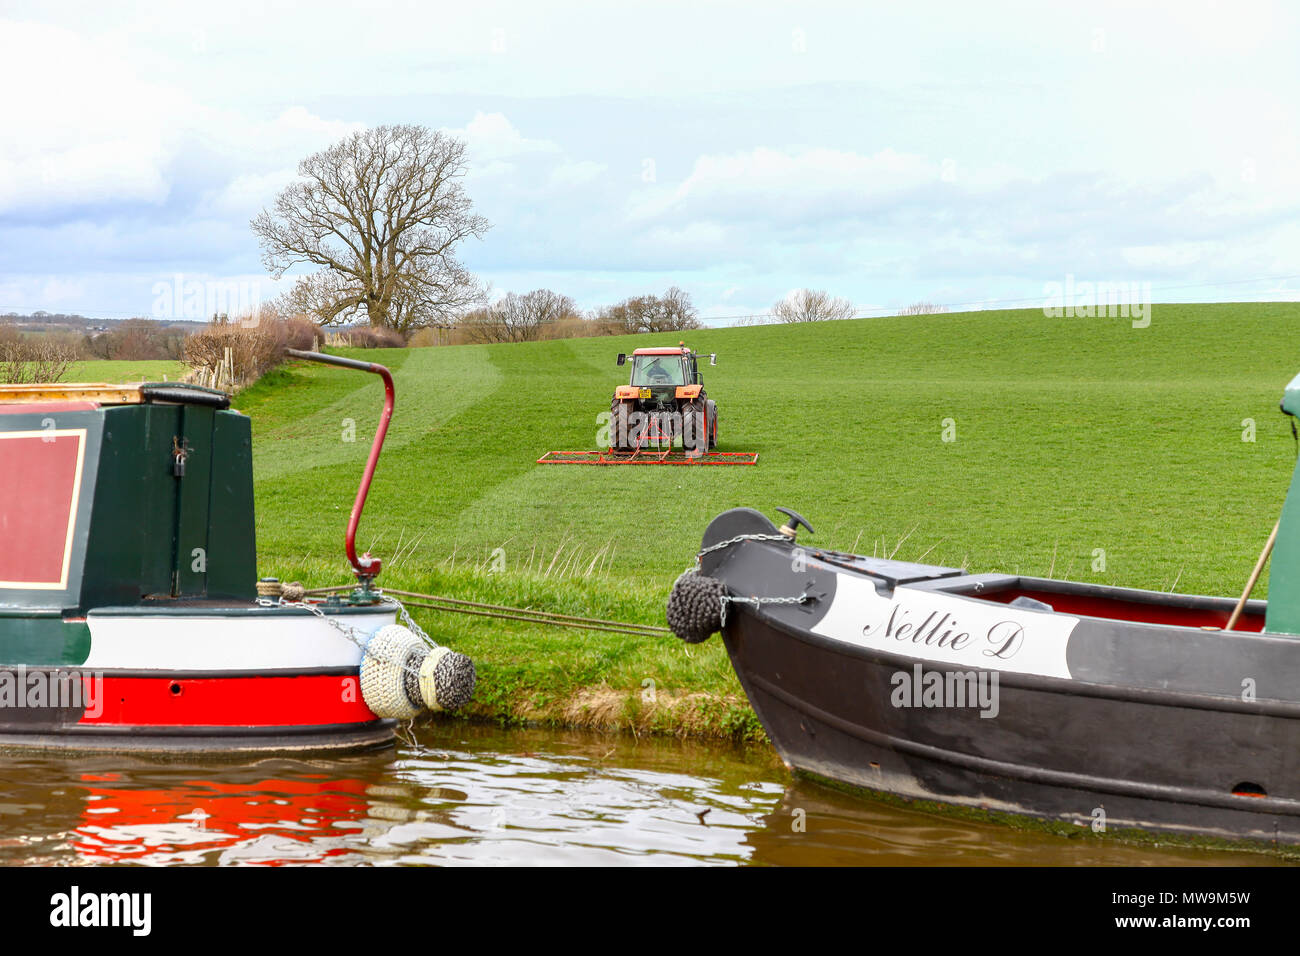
[233,302,1300,737]
[68,359,186,383]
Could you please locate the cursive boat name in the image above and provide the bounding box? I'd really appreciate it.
[864,606,1026,660]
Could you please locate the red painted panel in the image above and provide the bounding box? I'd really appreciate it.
[0,432,83,586]
[78,674,378,727]
[983,588,1266,632]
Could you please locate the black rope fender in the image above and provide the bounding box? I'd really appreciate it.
[666,570,727,644]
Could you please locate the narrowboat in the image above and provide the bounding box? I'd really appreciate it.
[0,350,473,754]
[667,371,1300,846]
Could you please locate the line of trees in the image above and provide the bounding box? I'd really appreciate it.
[454,285,701,344]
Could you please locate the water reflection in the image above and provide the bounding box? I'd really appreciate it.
[0,724,1286,866]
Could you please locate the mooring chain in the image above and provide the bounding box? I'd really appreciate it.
[719,592,809,628]
[687,533,809,627]
[380,595,440,649]
[255,595,433,681]
[694,533,791,565]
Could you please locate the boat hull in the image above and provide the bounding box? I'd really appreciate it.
[0,604,402,755]
[725,609,1300,846]
[693,507,1300,847]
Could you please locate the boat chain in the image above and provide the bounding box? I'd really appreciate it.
[255,593,438,681]
[694,533,791,562]
[717,591,808,628]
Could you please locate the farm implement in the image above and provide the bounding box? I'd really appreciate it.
[538,343,758,466]
[537,449,758,465]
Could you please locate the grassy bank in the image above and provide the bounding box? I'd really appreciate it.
[239,302,1300,737]
[267,559,765,742]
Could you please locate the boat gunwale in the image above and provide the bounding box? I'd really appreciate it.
[83,603,394,618]
[733,535,1280,639]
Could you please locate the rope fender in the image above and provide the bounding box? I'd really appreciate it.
[359,624,478,719]
[666,570,727,644]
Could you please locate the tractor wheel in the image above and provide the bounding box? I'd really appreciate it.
[683,400,707,455]
[706,400,717,449]
[611,399,633,452]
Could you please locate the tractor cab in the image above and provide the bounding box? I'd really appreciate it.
[630,350,690,387]
[616,345,714,389]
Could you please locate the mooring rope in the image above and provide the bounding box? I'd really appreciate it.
[297,585,671,637]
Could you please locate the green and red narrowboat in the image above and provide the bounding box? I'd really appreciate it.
[0,350,473,754]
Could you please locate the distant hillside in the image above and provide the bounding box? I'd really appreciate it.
[240,301,1300,601]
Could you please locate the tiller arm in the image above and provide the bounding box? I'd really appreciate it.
[286,349,395,597]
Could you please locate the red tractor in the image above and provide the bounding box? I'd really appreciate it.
[609,344,718,457]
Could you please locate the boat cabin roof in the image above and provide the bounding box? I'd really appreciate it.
[0,383,153,407]
[0,382,230,410]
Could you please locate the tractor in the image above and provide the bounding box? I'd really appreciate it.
[609,344,718,457]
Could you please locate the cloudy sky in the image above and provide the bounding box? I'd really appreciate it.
[2,0,1298,323]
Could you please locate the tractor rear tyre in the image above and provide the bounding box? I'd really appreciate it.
[683,400,707,456]
[611,399,633,452]
[705,399,717,449]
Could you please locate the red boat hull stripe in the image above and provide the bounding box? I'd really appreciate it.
[78,674,377,727]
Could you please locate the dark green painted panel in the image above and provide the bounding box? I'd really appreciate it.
[0,617,91,665]
[81,405,179,607]
[205,411,256,600]
[8,402,258,613]
[174,405,214,596]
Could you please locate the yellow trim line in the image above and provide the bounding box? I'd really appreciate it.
[0,383,147,405]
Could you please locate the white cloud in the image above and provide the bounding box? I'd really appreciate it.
[549,160,607,189]
[0,20,184,211]
[448,112,562,161]
[628,146,942,224]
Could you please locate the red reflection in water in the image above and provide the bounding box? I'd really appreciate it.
[72,774,371,865]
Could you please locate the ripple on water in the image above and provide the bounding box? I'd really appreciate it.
[0,725,1286,865]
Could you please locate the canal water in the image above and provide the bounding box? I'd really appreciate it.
[0,723,1283,866]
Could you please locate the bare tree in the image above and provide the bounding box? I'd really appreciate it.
[897,301,948,315]
[456,289,580,343]
[0,327,80,384]
[455,305,506,344]
[252,125,489,332]
[593,286,702,335]
[772,289,856,323]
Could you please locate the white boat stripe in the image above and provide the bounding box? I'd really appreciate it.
[810,575,1077,679]
[82,611,397,671]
